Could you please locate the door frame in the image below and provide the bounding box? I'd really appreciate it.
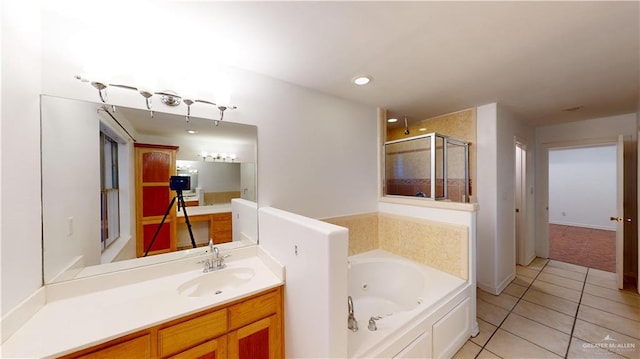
[539,137,621,270]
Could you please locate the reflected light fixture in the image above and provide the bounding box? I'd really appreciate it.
[387,118,398,123]
[200,151,238,162]
[75,75,237,125]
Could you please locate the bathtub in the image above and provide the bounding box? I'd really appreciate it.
[348,250,474,358]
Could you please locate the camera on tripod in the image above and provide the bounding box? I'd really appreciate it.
[145,175,196,256]
[170,175,190,192]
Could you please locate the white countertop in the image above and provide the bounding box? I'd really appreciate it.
[1,246,284,358]
[176,203,232,216]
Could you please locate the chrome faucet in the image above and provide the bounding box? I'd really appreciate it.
[203,239,226,272]
[347,296,358,332]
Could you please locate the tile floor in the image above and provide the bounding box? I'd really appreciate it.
[549,224,616,272]
[454,258,640,358]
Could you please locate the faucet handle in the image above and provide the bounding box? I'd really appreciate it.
[368,316,381,331]
[203,259,211,273]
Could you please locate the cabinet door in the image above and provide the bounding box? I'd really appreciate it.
[168,335,227,359]
[228,315,281,359]
[210,212,232,243]
[135,144,178,257]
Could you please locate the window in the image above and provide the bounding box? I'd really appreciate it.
[100,132,120,251]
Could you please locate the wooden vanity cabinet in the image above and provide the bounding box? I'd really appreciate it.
[61,286,284,359]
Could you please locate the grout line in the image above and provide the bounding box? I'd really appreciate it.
[563,267,588,359]
[473,261,548,359]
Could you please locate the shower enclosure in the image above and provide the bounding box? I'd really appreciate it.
[384,133,470,202]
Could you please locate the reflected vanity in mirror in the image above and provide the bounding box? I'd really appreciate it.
[41,95,258,283]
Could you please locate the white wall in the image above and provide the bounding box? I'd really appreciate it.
[549,145,617,230]
[476,103,536,294]
[535,113,637,272]
[41,96,102,282]
[1,0,43,316]
[259,207,348,359]
[1,3,379,318]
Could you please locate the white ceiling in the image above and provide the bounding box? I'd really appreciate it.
[164,1,639,128]
[58,1,640,128]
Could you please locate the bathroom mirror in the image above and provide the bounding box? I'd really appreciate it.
[41,95,258,283]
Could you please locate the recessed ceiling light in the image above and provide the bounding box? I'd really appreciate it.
[419,128,427,131]
[186,129,198,134]
[352,75,371,86]
[387,118,398,123]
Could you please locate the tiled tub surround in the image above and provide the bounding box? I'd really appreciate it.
[324,211,469,280]
[0,246,284,358]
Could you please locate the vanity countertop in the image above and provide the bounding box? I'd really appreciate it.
[0,246,284,358]
[176,203,232,216]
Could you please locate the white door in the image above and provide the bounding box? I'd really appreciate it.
[612,135,625,289]
[515,143,526,265]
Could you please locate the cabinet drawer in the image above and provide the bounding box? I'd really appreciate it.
[168,335,227,359]
[76,334,151,359]
[210,212,232,221]
[158,309,227,357]
[228,290,280,330]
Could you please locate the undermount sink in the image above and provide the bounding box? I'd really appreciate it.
[177,267,256,297]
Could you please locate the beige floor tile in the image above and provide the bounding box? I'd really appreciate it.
[547,259,588,273]
[584,283,640,308]
[471,318,498,347]
[572,319,640,358]
[537,272,584,291]
[476,349,502,359]
[581,293,640,321]
[578,305,640,339]
[522,289,579,316]
[503,282,527,298]
[527,257,549,271]
[477,299,510,327]
[587,270,619,290]
[478,290,519,311]
[513,275,534,286]
[531,279,582,302]
[453,340,482,359]
[517,266,540,279]
[501,313,570,356]
[513,300,575,334]
[567,336,626,359]
[485,329,562,358]
[542,265,587,282]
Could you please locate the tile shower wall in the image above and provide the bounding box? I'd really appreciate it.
[386,108,476,202]
[323,212,468,280]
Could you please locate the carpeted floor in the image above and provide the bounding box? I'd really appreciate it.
[548,224,616,273]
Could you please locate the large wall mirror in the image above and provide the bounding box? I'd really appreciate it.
[41,95,258,283]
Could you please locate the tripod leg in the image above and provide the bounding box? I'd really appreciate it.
[178,194,197,248]
[144,196,176,257]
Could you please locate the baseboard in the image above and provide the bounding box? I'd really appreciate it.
[477,271,516,295]
[1,287,45,343]
[548,221,615,232]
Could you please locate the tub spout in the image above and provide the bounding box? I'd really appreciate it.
[347,296,358,332]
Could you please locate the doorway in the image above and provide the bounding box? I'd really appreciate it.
[547,144,617,272]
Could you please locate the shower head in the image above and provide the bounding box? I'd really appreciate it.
[404,116,410,135]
